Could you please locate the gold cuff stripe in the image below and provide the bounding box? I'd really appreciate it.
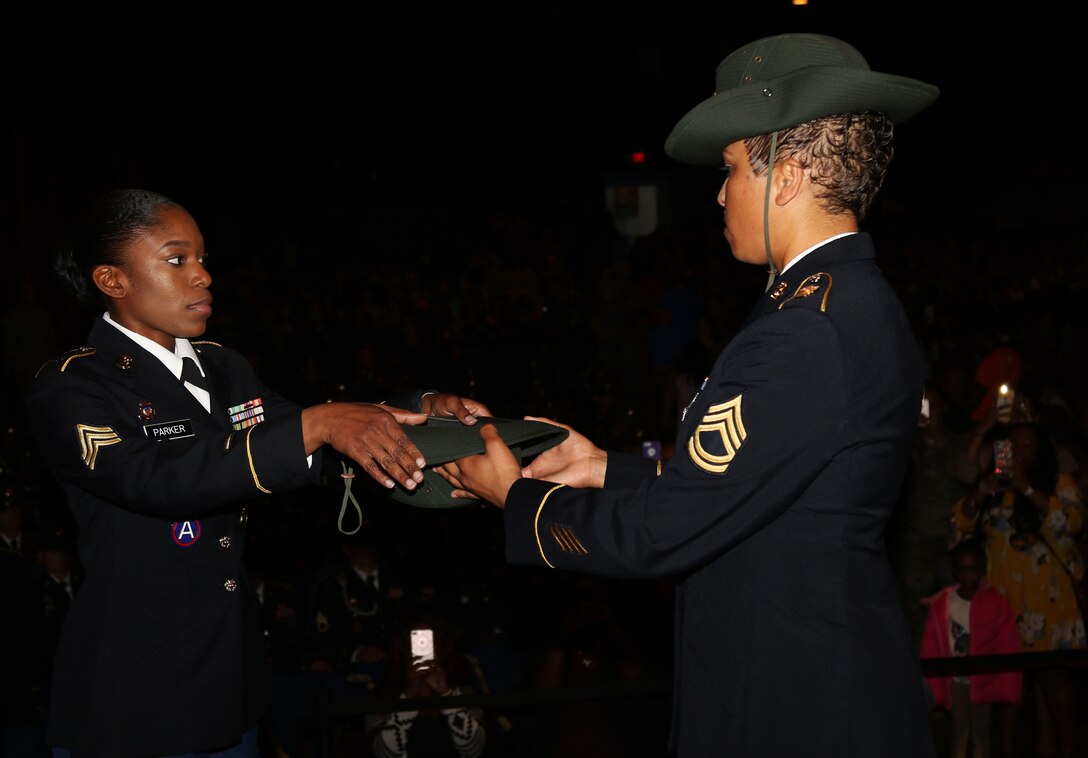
[533,484,567,569]
[656,460,662,477]
[61,349,96,372]
[245,426,271,494]
[548,524,575,553]
[549,524,589,555]
[76,424,120,470]
[569,529,589,554]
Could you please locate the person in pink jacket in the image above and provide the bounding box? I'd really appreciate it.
[920,538,1022,758]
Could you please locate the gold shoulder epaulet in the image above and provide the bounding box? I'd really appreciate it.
[778,272,833,313]
[36,346,95,378]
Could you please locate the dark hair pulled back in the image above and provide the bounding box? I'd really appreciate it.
[54,189,181,304]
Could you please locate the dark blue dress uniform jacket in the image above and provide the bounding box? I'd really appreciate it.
[24,316,323,758]
[504,233,936,758]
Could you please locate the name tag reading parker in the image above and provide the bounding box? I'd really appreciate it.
[143,418,196,441]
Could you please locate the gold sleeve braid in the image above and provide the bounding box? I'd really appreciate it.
[244,426,271,494]
[533,484,568,568]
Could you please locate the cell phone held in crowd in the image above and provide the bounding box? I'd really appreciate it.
[994,383,1014,424]
[410,628,435,661]
[919,396,930,427]
[993,439,1014,479]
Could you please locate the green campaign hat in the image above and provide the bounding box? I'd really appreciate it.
[388,416,569,508]
[665,33,939,166]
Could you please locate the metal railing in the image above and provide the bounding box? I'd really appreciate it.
[315,649,1088,757]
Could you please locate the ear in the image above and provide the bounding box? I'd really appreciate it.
[91,264,127,301]
[773,159,806,206]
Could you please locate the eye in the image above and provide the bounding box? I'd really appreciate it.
[719,165,733,177]
[166,255,183,266]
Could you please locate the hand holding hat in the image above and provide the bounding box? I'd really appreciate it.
[420,392,493,425]
[437,424,525,508]
[518,416,606,489]
[303,402,429,491]
[438,415,605,506]
[392,416,569,508]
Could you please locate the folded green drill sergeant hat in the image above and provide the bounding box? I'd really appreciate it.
[665,33,939,166]
[389,416,569,508]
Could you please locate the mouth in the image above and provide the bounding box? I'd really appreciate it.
[188,296,214,316]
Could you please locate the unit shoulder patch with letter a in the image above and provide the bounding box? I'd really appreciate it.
[688,395,747,474]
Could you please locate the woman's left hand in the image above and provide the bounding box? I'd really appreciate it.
[406,659,449,697]
[436,423,522,507]
[421,393,492,425]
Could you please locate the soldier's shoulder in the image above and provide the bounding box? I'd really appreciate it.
[775,272,836,314]
[33,345,98,380]
[192,339,249,366]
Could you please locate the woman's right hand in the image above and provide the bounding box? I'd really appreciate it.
[302,402,427,490]
[520,416,607,489]
[976,471,1002,499]
[404,658,449,698]
[963,472,1000,519]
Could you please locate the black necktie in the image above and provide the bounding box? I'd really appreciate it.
[181,356,209,392]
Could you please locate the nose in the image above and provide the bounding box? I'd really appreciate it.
[717,179,728,207]
[193,261,212,288]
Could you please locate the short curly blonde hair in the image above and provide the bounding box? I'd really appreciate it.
[743,112,894,222]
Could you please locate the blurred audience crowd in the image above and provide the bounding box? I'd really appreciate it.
[2,195,1086,756]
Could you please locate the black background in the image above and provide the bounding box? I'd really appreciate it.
[3,4,1082,337]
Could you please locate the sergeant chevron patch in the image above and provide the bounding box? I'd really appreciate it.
[76,423,121,470]
[688,395,747,474]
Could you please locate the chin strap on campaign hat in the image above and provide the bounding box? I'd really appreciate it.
[762,130,779,292]
[387,416,569,508]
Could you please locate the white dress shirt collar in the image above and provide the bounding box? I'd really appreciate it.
[102,313,210,411]
[102,312,203,379]
[780,231,857,275]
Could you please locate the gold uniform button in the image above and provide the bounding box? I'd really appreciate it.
[224,579,238,592]
[239,507,248,530]
[219,536,232,548]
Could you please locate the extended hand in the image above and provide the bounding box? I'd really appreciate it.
[520,416,607,489]
[404,659,449,698]
[436,423,522,507]
[421,393,493,424]
[302,402,427,490]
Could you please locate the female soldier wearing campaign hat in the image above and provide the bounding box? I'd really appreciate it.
[444,33,941,757]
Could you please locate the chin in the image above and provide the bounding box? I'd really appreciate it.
[180,322,210,338]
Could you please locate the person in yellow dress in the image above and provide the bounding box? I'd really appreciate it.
[951,404,1084,758]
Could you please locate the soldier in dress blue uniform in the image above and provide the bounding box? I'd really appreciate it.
[441,34,941,758]
[24,188,489,758]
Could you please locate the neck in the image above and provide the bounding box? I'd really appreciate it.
[775,219,857,273]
